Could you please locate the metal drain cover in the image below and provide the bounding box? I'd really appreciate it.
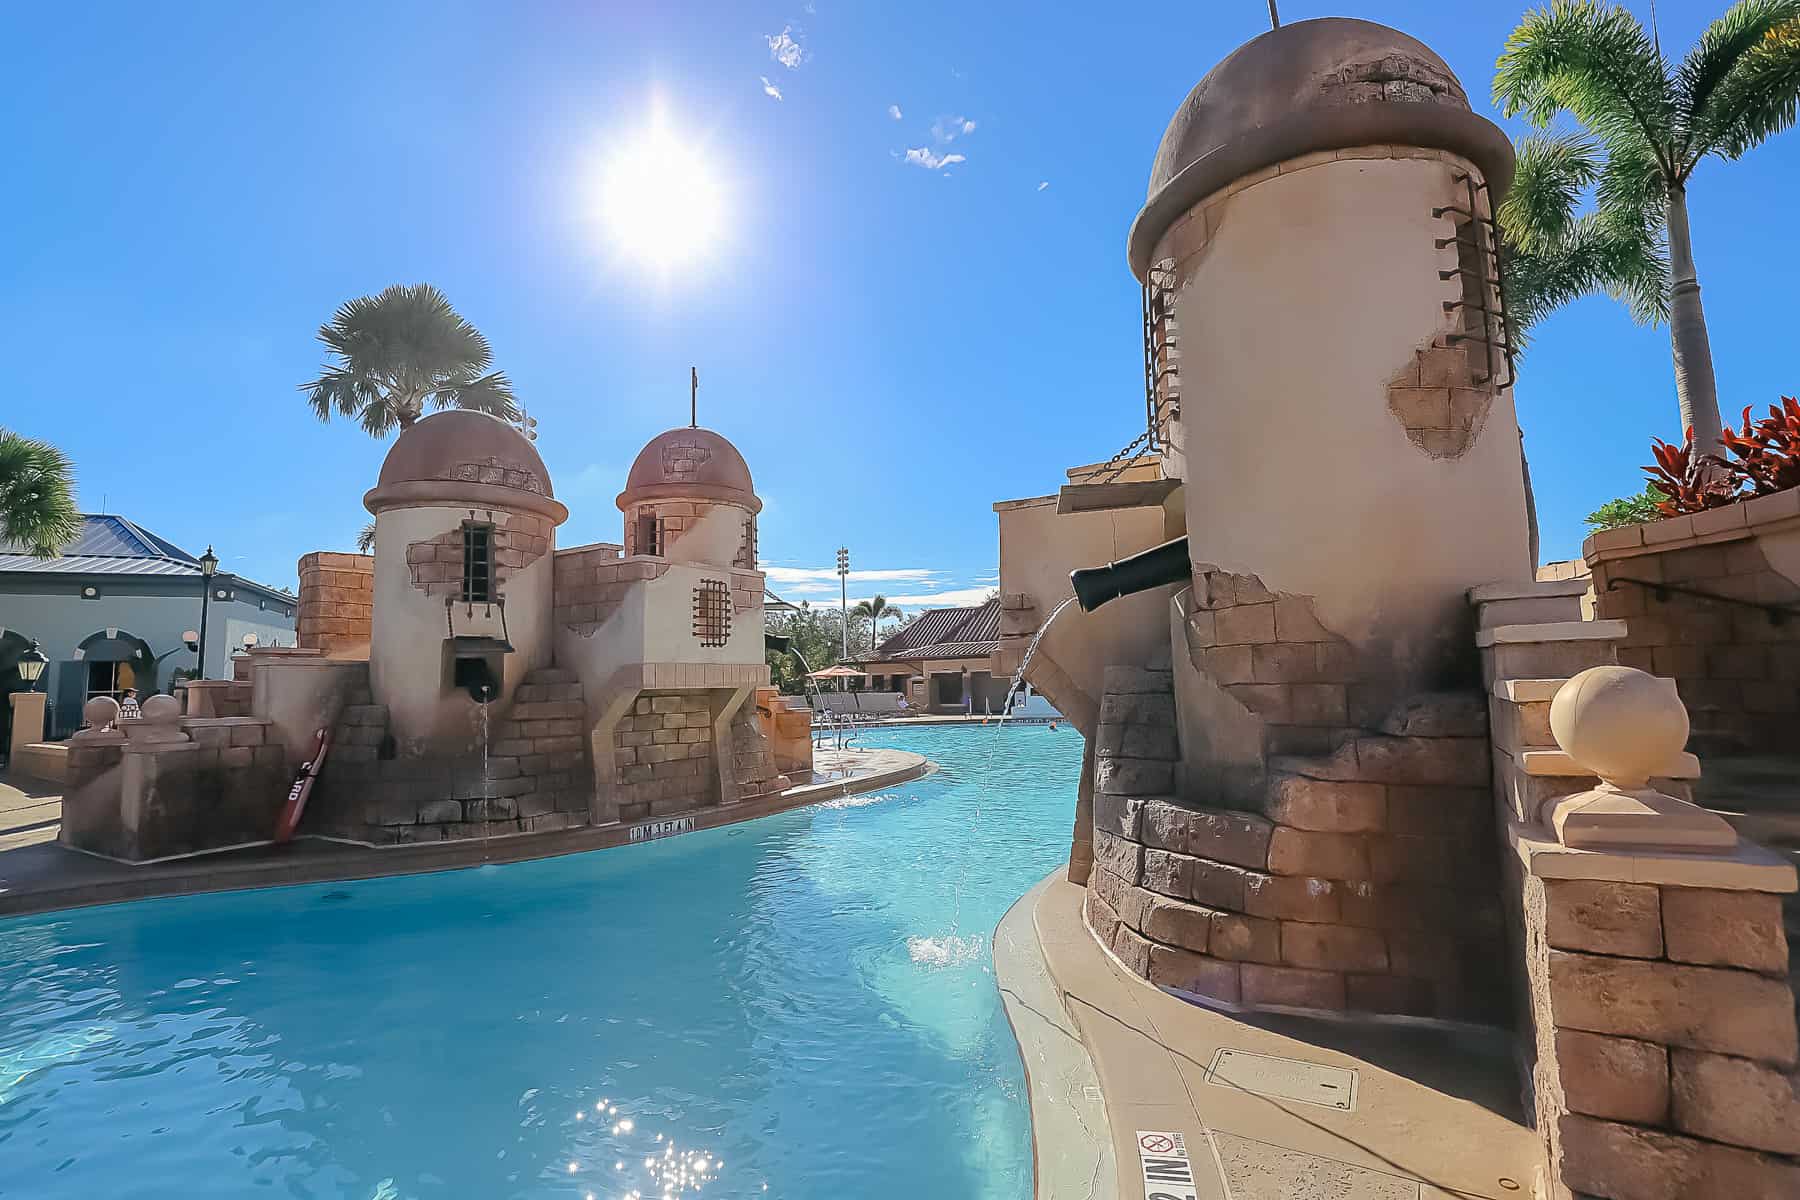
[1205,1048,1359,1111]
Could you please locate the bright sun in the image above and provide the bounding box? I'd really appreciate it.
[599,113,725,270]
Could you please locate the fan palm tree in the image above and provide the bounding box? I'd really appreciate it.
[300,284,520,436]
[0,428,80,557]
[1495,0,1800,450]
[852,594,903,655]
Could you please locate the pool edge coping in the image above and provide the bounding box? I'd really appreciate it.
[993,870,1119,1200]
[0,751,933,919]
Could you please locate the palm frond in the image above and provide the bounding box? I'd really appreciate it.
[433,371,520,421]
[1495,1,1675,172]
[1676,0,1800,163]
[0,428,81,557]
[1688,9,1800,162]
[301,284,514,434]
[1498,132,1602,252]
[355,521,377,554]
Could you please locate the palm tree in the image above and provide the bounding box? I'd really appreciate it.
[1499,132,1669,348]
[300,284,520,436]
[852,594,903,655]
[1495,0,1800,449]
[0,428,80,557]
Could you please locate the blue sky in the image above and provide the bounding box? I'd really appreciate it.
[4,2,1796,610]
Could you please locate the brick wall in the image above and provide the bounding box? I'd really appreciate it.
[1183,567,1361,773]
[552,546,666,637]
[728,703,781,800]
[406,510,551,599]
[297,552,374,655]
[1521,873,1799,1195]
[612,691,717,820]
[1083,665,1504,1020]
[312,667,592,842]
[1590,524,1800,756]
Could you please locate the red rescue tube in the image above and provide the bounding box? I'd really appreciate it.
[274,727,331,844]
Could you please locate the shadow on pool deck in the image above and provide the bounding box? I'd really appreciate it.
[0,746,929,919]
[998,872,1542,1200]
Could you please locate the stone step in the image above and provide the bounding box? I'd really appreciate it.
[515,681,583,703]
[1474,592,1586,629]
[522,667,577,684]
[508,699,586,721]
[1479,621,1623,683]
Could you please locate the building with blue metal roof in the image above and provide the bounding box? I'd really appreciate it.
[0,515,297,742]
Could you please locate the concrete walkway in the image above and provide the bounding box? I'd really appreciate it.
[997,872,1542,1200]
[0,746,928,918]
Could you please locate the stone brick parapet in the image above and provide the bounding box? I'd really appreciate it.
[1513,838,1799,1198]
[296,551,374,656]
[59,718,288,861]
[1080,665,1504,1020]
[310,667,593,843]
[552,546,668,636]
[1583,489,1800,757]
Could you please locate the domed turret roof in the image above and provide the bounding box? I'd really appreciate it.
[618,427,760,513]
[1127,17,1513,278]
[364,409,566,522]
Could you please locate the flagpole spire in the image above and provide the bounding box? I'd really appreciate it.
[1267,0,1279,29]
[690,366,698,428]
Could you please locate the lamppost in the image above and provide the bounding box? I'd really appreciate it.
[836,546,849,663]
[196,546,219,680]
[16,641,47,692]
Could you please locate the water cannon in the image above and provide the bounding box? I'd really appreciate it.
[1069,536,1191,613]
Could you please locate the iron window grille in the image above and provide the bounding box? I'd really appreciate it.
[693,578,732,646]
[461,523,494,603]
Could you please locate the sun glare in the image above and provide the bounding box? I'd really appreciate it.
[599,113,725,271]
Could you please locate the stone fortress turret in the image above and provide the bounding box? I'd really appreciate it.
[999,17,1534,1021]
[363,409,568,749]
[617,426,761,570]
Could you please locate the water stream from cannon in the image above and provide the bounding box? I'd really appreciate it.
[920,595,1080,967]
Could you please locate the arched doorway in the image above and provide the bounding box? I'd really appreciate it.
[61,629,155,735]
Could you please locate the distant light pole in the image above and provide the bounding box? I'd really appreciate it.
[836,546,850,663]
[196,546,219,679]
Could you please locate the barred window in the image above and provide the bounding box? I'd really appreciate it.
[461,523,494,603]
[693,578,731,646]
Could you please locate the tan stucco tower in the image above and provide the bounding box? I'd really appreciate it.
[1069,19,1537,1020]
[363,410,568,750]
[616,426,761,570]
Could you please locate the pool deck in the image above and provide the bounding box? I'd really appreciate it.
[0,746,929,918]
[995,872,1543,1200]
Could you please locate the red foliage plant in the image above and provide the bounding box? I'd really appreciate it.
[1644,397,1800,518]
[1645,428,1743,517]
[1720,396,1800,496]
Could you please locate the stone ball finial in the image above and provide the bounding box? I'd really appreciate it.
[1551,666,1689,791]
[83,695,121,730]
[140,693,181,724]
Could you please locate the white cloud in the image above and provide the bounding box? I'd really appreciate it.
[883,586,995,608]
[766,25,806,69]
[887,104,903,120]
[1037,180,1049,191]
[803,0,815,11]
[932,115,976,143]
[761,75,783,100]
[903,146,965,171]
[762,566,941,585]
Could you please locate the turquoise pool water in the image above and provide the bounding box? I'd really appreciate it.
[0,724,1082,1199]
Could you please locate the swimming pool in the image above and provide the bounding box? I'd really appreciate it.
[0,724,1082,1199]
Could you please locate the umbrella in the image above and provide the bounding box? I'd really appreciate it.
[807,663,867,692]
